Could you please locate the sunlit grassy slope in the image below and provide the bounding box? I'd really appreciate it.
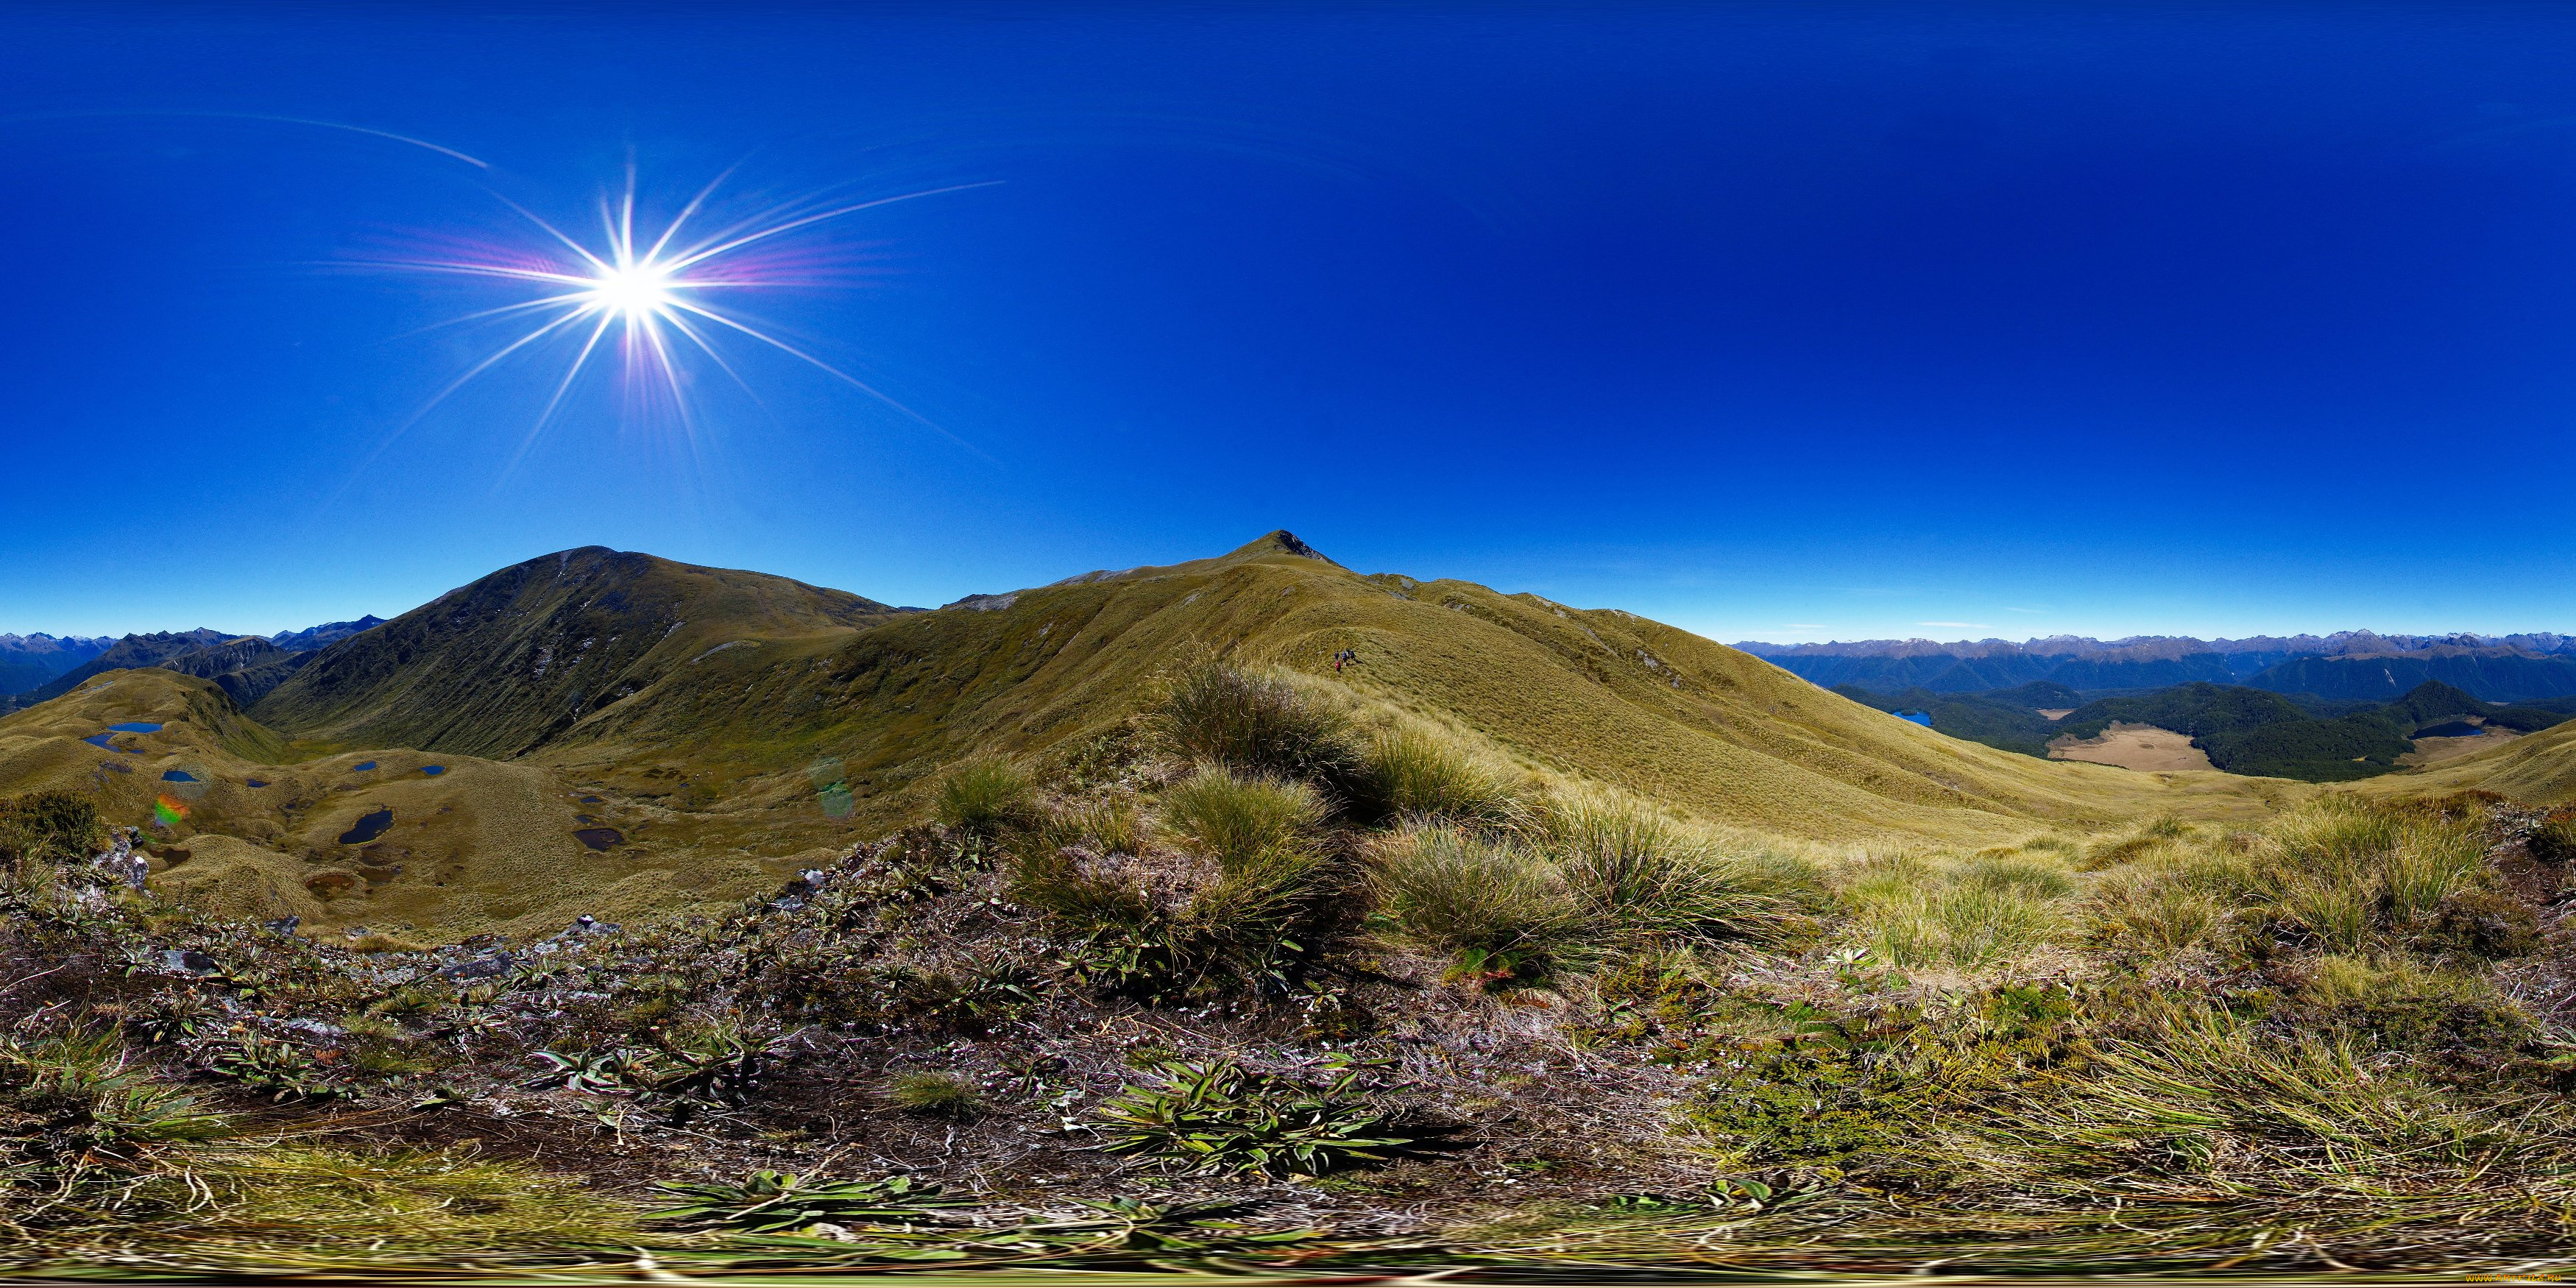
[2366,713,2576,804]
[557,532,2290,845]
[1,532,2300,938]
[0,669,791,938]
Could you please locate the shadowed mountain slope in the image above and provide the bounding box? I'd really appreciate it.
[249,547,913,758]
[2246,651,2576,702]
[20,629,230,704]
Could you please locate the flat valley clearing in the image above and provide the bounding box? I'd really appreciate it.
[2401,726,2522,768]
[2048,721,2215,772]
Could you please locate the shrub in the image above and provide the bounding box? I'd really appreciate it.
[1153,661,1359,785]
[1372,826,1587,979]
[0,790,103,869]
[2529,810,2576,866]
[1362,729,1516,824]
[886,1071,983,1119]
[935,760,1038,835]
[1092,1059,1410,1176]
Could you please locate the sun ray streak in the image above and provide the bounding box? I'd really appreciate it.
[661,299,994,459]
[375,170,998,475]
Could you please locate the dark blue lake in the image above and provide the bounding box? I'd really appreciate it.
[160,770,197,783]
[352,761,377,772]
[573,827,624,851]
[1897,710,1935,727]
[421,765,445,776]
[109,722,163,733]
[81,734,113,749]
[245,779,269,789]
[338,809,393,845]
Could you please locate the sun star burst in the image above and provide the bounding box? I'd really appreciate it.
[375,170,994,467]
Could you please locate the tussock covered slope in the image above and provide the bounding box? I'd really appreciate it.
[251,547,912,759]
[0,669,787,937]
[2377,715,2576,804]
[565,532,2284,843]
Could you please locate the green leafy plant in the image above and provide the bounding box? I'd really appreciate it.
[202,1031,350,1102]
[648,1170,966,1233]
[1092,1058,1412,1176]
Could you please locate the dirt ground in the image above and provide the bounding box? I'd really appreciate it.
[2037,708,2075,720]
[2048,722,2214,772]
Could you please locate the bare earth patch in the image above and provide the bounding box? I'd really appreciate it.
[2037,708,2076,720]
[2400,728,2522,769]
[2048,722,2214,772]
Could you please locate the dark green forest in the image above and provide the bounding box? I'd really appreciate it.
[1836,678,2572,782]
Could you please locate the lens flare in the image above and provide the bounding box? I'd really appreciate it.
[370,169,997,467]
[152,793,190,827]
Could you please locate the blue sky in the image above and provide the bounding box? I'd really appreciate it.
[7,3,2576,645]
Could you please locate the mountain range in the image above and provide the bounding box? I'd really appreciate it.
[0,533,2287,939]
[1,616,392,709]
[1738,633,2576,701]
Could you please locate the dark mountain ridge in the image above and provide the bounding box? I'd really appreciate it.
[247,545,910,758]
[1744,631,2576,701]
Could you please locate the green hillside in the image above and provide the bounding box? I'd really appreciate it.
[543,532,2280,846]
[0,533,2303,943]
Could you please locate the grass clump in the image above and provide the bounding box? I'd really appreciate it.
[1841,849,2076,969]
[1528,791,1807,941]
[1092,1059,1411,1177]
[935,760,1039,835]
[1009,769,1342,1001]
[1362,729,1518,824]
[1371,825,1587,982]
[886,1071,983,1119]
[1153,660,1360,785]
[1160,766,1326,873]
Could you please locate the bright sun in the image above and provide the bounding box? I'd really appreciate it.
[378,171,998,456]
[584,260,676,318]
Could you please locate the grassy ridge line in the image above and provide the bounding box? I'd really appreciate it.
[567,534,2285,844]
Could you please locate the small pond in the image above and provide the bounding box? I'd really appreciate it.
[578,795,604,804]
[1897,710,1935,727]
[338,808,394,846]
[421,765,445,776]
[573,827,624,851]
[81,734,113,749]
[2413,721,2488,740]
[245,779,269,789]
[109,722,162,733]
[352,761,377,772]
[160,770,198,783]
